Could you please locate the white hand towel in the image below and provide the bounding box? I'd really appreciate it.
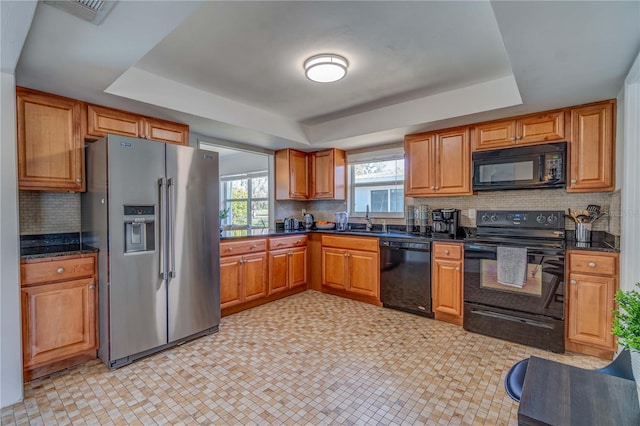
[497,246,528,288]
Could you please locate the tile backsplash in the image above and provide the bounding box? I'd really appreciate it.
[21,188,621,237]
[277,188,621,236]
[19,191,81,235]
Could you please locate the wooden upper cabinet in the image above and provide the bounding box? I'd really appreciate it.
[310,149,346,200]
[275,149,308,200]
[143,117,189,145]
[405,127,471,197]
[86,104,141,139]
[435,128,471,195]
[405,133,436,196]
[86,104,189,145]
[568,101,615,192]
[275,148,346,200]
[16,87,85,192]
[473,111,565,151]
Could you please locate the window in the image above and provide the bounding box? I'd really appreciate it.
[349,154,405,217]
[221,172,269,229]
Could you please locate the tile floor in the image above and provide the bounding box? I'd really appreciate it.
[2,290,607,425]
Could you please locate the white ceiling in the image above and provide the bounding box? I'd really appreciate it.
[12,1,640,152]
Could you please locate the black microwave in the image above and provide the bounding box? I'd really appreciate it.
[472,142,566,191]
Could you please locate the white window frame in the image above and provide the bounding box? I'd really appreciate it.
[220,171,269,229]
[348,146,405,219]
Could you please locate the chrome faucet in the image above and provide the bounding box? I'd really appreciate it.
[365,204,373,232]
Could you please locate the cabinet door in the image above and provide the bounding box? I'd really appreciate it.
[289,150,309,199]
[220,256,243,309]
[310,150,335,199]
[435,128,471,195]
[517,111,565,145]
[347,250,379,298]
[242,253,268,302]
[404,134,436,196]
[143,117,189,145]
[322,247,348,290]
[432,259,463,317]
[16,88,84,191]
[567,273,616,350]
[86,104,141,139]
[568,102,614,192]
[288,247,308,289]
[268,250,289,294]
[472,119,516,150]
[22,278,97,368]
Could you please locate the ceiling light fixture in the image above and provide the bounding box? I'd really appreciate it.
[304,54,348,83]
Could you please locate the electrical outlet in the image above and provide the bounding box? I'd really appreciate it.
[468,208,476,219]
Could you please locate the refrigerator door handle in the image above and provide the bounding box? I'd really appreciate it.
[168,177,176,278]
[158,178,166,279]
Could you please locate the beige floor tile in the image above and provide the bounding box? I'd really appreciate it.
[4,291,608,425]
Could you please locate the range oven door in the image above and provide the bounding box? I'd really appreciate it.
[463,241,565,353]
[463,242,565,320]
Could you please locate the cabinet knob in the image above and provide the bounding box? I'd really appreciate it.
[455,267,460,271]
[296,240,300,244]
[288,252,293,256]
[570,279,577,285]
[278,243,284,247]
[89,285,95,290]
[76,178,82,183]
[588,262,596,268]
[444,249,450,255]
[227,247,233,252]
[57,267,65,273]
[571,179,577,184]
[510,137,516,141]
[434,186,439,190]
[516,135,522,140]
[251,245,257,249]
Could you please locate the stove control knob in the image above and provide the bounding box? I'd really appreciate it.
[481,214,490,223]
[547,214,558,224]
[490,214,499,222]
[536,214,546,223]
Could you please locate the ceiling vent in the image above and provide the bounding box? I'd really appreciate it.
[44,0,117,25]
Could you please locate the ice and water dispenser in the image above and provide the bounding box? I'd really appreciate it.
[123,205,155,253]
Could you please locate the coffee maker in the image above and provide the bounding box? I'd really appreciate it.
[432,208,462,237]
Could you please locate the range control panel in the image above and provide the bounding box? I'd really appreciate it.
[477,210,564,229]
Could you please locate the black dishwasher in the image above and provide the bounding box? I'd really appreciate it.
[379,238,432,317]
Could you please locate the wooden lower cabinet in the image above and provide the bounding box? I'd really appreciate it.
[566,250,619,358]
[432,242,464,325]
[21,253,98,380]
[219,252,267,310]
[321,235,380,304]
[221,236,307,316]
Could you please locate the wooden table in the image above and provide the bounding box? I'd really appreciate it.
[518,356,640,425]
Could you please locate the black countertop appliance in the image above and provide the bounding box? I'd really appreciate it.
[432,208,463,238]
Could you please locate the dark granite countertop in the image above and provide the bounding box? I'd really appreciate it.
[20,233,99,259]
[221,227,620,253]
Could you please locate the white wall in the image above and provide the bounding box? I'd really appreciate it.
[620,50,640,292]
[0,72,23,407]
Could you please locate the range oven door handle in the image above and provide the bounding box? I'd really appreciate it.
[463,244,497,253]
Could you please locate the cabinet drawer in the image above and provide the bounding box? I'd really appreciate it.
[321,235,378,252]
[268,235,308,250]
[22,256,95,285]
[433,243,463,260]
[569,252,617,275]
[220,239,267,257]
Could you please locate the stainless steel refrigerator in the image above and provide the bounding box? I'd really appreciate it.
[82,135,220,369]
